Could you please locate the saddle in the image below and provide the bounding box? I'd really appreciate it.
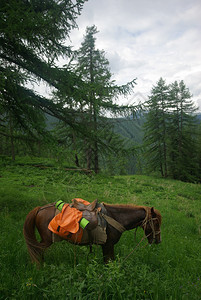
[72,198,107,245]
[50,198,125,245]
[71,198,126,242]
[71,199,126,233]
[71,198,98,212]
[71,198,103,230]
[49,198,107,245]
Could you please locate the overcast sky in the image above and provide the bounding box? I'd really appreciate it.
[67,0,201,110]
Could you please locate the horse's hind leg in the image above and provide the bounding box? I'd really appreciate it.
[101,243,115,263]
[38,227,52,247]
[35,207,54,261]
[37,227,52,262]
[39,231,52,262]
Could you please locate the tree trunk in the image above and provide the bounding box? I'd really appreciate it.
[94,141,99,173]
[86,147,92,170]
[93,104,99,174]
[9,112,15,161]
[89,46,99,173]
[75,154,80,168]
[72,131,80,167]
[163,141,167,177]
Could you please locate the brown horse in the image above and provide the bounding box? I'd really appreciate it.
[23,203,162,264]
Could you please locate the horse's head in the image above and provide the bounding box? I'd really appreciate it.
[142,207,162,244]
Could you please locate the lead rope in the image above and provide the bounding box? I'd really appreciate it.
[121,208,158,265]
[98,214,154,280]
[121,231,152,265]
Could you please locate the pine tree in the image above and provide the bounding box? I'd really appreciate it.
[75,26,113,172]
[143,78,169,177]
[196,122,201,182]
[143,78,199,182]
[0,0,87,157]
[58,25,136,173]
[168,80,198,181]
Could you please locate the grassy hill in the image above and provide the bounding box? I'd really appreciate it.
[0,160,200,299]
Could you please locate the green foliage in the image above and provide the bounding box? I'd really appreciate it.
[53,25,136,173]
[0,160,201,299]
[143,78,199,182]
[0,0,87,158]
[167,80,198,181]
[1,5,137,170]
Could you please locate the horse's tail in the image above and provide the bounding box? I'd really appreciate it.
[23,207,46,265]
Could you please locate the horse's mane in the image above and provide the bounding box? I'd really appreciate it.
[103,203,162,224]
[103,203,150,211]
[103,203,146,209]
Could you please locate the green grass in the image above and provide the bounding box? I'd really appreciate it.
[0,158,201,299]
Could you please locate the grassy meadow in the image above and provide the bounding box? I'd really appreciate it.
[0,157,201,299]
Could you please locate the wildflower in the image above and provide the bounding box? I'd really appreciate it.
[25,278,37,288]
[26,283,32,287]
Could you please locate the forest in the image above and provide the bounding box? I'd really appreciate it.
[1,0,201,183]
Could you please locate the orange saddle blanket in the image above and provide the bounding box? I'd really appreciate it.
[48,198,90,243]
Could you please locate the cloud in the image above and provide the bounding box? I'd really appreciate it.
[67,0,201,110]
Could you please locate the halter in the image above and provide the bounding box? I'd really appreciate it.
[141,208,161,240]
[122,209,161,265]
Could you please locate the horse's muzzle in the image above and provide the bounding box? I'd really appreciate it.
[149,236,161,245]
[155,239,161,244]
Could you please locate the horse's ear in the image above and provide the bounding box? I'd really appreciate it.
[151,207,156,217]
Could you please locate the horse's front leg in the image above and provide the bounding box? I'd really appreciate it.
[101,243,114,263]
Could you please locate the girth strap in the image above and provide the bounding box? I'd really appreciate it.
[101,213,126,233]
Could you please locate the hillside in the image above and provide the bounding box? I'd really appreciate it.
[112,112,201,146]
[44,113,145,145]
[112,116,144,145]
[0,163,200,299]
[45,112,201,145]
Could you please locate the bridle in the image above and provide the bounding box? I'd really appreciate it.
[122,211,161,265]
[141,209,161,241]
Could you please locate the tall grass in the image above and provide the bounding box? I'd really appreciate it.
[0,157,200,299]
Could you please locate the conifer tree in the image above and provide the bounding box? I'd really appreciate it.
[143,78,169,177]
[168,80,198,181]
[0,0,86,157]
[143,78,199,182]
[196,123,201,182]
[59,25,136,173]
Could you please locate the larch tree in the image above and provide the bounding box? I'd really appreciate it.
[0,0,87,158]
[143,78,199,182]
[168,80,198,181]
[56,25,136,173]
[143,78,169,177]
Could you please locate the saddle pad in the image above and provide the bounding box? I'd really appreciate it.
[80,226,107,245]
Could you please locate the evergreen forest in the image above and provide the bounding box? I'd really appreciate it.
[1,0,201,183]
